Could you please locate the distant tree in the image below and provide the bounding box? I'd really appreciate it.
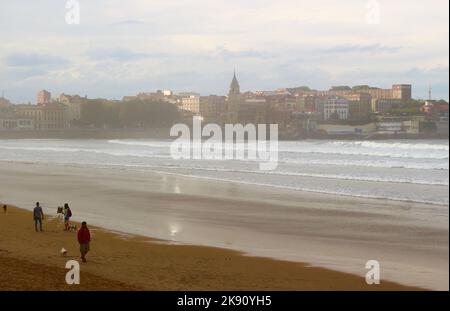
[330,86,351,91]
[80,100,106,127]
[80,99,180,128]
[352,85,370,90]
[118,99,180,128]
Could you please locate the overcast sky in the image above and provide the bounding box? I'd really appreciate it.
[0,0,448,103]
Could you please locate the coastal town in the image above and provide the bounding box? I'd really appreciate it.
[0,73,448,139]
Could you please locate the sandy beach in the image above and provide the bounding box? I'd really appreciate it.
[0,205,421,290]
[0,161,448,290]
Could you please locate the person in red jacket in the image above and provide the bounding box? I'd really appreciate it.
[77,221,91,262]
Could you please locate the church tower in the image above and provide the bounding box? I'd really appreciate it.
[226,71,241,123]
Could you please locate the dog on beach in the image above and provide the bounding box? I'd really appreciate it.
[60,247,67,257]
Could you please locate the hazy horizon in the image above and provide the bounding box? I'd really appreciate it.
[0,0,448,103]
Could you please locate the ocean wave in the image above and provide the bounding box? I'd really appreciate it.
[147,165,449,186]
[138,168,449,206]
[278,157,449,170]
[330,140,449,151]
[107,139,449,160]
[0,145,154,157]
[1,143,448,171]
[280,147,448,160]
[108,139,170,148]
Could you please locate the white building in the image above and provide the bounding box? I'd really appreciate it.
[376,116,423,134]
[323,97,349,120]
[181,95,200,114]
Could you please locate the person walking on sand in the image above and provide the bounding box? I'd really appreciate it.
[3,205,6,214]
[33,202,44,232]
[77,221,91,262]
[63,203,72,231]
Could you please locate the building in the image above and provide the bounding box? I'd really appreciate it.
[289,84,413,102]
[181,95,200,114]
[226,72,241,123]
[358,87,393,100]
[37,90,51,105]
[436,116,449,136]
[275,88,292,96]
[239,98,267,125]
[0,114,34,130]
[255,90,277,97]
[296,95,317,113]
[371,98,403,113]
[376,116,423,134]
[59,93,85,122]
[342,92,372,119]
[181,95,226,121]
[199,95,226,121]
[322,96,349,120]
[392,84,412,100]
[15,104,67,130]
[421,100,449,117]
[0,97,11,108]
[318,123,376,135]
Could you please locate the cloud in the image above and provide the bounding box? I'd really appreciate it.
[4,53,69,68]
[86,48,150,61]
[0,0,447,103]
[215,46,275,60]
[321,44,402,54]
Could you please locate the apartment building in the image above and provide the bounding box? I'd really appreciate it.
[37,90,51,105]
[319,96,349,120]
[0,114,34,130]
[15,104,67,129]
[59,93,84,122]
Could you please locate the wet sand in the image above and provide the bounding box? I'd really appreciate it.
[0,206,420,290]
[0,161,447,290]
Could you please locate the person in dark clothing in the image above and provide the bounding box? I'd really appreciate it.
[2,205,6,214]
[77,221,91,262]
[33,202,44,232]
[63,203,73,231]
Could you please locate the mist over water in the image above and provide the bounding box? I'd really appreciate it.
[0,139,448,205]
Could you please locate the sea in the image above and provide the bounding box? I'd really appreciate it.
[0,138,448,206]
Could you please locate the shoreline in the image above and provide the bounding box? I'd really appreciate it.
[0,205,422,290]
[0,159,448,207]
[0,128,447,140]
[0,161,447,290]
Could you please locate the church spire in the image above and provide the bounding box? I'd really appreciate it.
[229,71,240,95]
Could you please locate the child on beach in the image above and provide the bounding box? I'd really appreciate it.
[33,202,44,232]
[63,203,72,231]
[77,221,91,263]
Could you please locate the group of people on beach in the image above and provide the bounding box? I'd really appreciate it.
[32,202,91,263]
